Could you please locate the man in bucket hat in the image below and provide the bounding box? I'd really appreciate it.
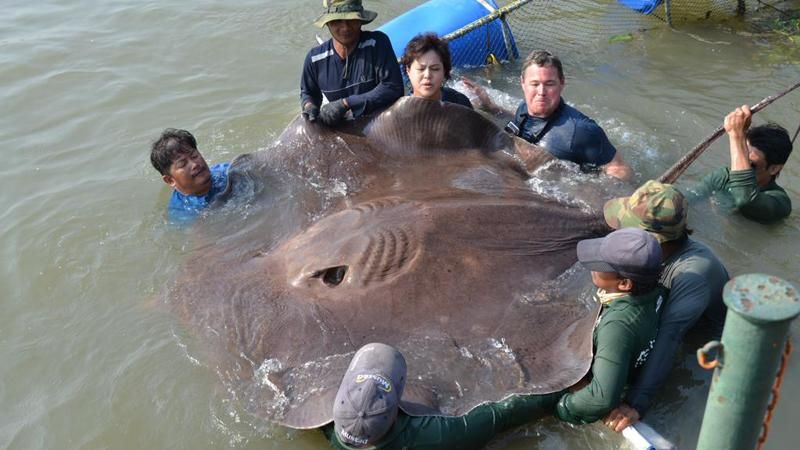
[555,228,664,425]
[300,0,403,127]
[322,343,563,449]
[600,180,729,433]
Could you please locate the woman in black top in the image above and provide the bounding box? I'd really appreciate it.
[400,33,473,109]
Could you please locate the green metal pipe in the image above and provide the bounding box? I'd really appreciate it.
[696,274,799,450]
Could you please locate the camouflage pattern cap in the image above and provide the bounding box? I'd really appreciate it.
[603,180,688,243]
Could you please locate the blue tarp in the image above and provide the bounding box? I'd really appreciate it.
[617,0,662,15]
[378,0,518,67]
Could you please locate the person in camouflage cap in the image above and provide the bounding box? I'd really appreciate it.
[600,180,730,434]
[603,179,688,243]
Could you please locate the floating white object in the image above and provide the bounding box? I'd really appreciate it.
[622,422,676,450]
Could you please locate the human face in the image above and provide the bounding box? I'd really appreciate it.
[407,50,445,101]
[520,64,564,118]
[163,149,211,196]
[747,142,782,187]
[327,19,362,49]
[590,271,630,293]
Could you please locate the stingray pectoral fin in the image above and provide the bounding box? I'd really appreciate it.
[512,137,555,172]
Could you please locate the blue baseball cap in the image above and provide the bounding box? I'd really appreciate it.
[333,343,406,447]
[577,227,662,283]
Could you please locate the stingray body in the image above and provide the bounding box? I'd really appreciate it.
[169,98,615,429]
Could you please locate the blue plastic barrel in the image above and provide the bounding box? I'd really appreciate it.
[377,0,518,67]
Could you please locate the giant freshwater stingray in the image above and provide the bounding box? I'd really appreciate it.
[168,97,627,429]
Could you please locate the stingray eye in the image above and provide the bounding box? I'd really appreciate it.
[312,265,348,287]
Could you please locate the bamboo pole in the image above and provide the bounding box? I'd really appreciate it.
[658,80,800,184]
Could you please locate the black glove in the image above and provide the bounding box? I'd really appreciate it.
[302,103,319,122]
[319,99,349,126]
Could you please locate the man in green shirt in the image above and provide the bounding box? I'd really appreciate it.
[600,180,729,432]
[324,342,562,450]
[692,105,793,223]
[555,228,664,425]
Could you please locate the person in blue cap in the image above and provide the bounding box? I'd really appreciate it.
[300,0,404,127]
[323,342,562,449]
[555,228,665,425]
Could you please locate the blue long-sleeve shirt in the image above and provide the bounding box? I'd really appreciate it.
[300,30,403,118]
[167,162,229,223]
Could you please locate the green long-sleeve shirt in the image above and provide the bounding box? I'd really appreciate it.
[555,289,662,424]
[322,392,563,450]
[692,167,791,223]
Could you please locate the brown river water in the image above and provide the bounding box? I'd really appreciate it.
[1,0,798,448]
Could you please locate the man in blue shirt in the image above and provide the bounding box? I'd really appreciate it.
[300,0,404,127]
[463,51,632,180]
[150,128,229,222]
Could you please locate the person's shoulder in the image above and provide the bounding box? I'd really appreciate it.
[167,190,201,222]
[443,87,472,109]
[210,162,230,173]
[664,239,728,279]
[605,291,659,320]
[596,310,636,340]
[168,189,187,207]
[709,166,732,180]
[305,40,333,62]
[364,29,391,43]
[560,101,603,130]
[766,179,790,195]
[360,30,392,49]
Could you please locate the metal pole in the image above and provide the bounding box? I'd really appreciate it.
[696,274,799,450]
[664,0,673,28]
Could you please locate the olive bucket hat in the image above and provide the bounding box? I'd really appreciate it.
[314,0,378,28]
[603,180,688,243]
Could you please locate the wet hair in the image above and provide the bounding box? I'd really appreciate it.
[520,50,564,82]
[747,123,793,167]
[400,33,453,80]
[150,128,198,175]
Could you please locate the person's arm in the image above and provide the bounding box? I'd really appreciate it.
[556,321,634,424]
[690,166,730,199]
[300,51,323,113]
[602,151,632,181]
[344,32,403,117]
[460,76,514,119]
[573,119,631,180]
[726,105,752,172]
[402,393,562,450]
[727,169,792,222]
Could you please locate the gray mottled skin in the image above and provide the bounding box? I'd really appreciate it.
[168,98,618,429]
